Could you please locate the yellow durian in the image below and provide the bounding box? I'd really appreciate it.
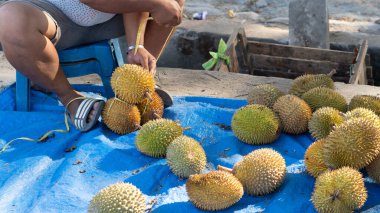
[186,171,243,211]
[102,98,141,134]
[111,64,155,104]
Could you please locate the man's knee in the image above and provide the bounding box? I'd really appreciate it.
[0,3,41,45]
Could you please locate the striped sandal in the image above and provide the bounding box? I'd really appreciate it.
[65,97,105,132]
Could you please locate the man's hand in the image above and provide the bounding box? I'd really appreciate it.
[127,47,157,76]
[150,0,182,27]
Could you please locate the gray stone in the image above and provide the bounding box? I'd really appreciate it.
[289,0,329,49]
[376,19,380,25]
[255,0,268,8]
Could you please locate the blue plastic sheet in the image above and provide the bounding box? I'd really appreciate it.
[0,85,379,213]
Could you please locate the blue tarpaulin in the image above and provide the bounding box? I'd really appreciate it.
[0,84,379,213]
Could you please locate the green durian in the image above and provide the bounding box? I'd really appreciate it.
[308,107,344,140]
[348,95,380,116]
[289,72,335,97]
[344,107,380,127]
[304,140,330,178]
[231,104,280,144]
[273,95,312,134]
[247,84,284,108]
[301,87,347,112]
[323,118,380,169]
[186,171,244,211]
[166,136,207,178]
[311,167,367,213]
[88,182,146,213]
[135,119,183,158]
[366,154,380,184]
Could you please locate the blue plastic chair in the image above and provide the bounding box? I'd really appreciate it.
[15,39,125,111]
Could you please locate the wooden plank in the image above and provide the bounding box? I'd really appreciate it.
[237,28,248,66]
[349,40,368,84]
[249,54,351,75]
[247,41,370,64]
[366,66,373,79]
[214,27,245,73]
[251,68,350,83]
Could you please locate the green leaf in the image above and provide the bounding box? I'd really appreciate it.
[202,58,217,70]
[209,51,218,59]
[218,39,227,55]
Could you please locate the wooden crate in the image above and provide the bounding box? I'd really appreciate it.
[214,27,373,85]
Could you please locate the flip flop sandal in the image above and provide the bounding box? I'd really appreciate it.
[66,97,105,132]
[155,88,173,108]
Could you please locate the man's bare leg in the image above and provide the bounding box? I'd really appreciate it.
[0,3,98,121]
[143,0,185,58]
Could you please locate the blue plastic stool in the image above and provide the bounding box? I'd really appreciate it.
[16,39,124,111]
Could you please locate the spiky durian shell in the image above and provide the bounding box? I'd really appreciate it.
[348,95,380,116]
[366,154,380,184]
[111,64,155,104]
[311,167,367,213]
[135,119,183,158]
[289,74,335,97]
[88,182,146,213]
[137,91,164,125]
[304,140,329,178]
[273,95,312,134]
[233,148,286,196]
[166,136,207,178]
[231,104,280,145]
[102,98,141,135]
[344,107,380,127]
[301,87,347,112]
[308,107,344,140]
[186,171,244,211]
[323,118,380,169]
[247,84,284,108]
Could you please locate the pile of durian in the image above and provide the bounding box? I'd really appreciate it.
[89,68,380,213]
[102,64,164,134]
[237,72,380,213]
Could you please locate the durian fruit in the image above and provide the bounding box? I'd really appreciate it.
[366,154,380,184]
[301,87,347,112]
[111,64,155,104]
[304,140,329,178]
[273,95,312,134]
[102,98,141,134]
[186,171,244,211]
[289,72,335,97]
[88,182,146,213]
[135,119,183,158]
[231,104,280,145]
[223,148,286,196]
[166,136,207,178]
[348,95,380,116]
[247,84,284,108]
[323,117,380,169]
[308,107,344,140]
[137,91,164,125]
[344,107,380,127]
[311,167,367,213]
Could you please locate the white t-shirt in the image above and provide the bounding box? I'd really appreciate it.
[46,0,116,26]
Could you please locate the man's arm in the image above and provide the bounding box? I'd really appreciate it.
[80,0,182,26]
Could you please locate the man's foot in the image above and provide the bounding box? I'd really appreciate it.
[60,92,105,132]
